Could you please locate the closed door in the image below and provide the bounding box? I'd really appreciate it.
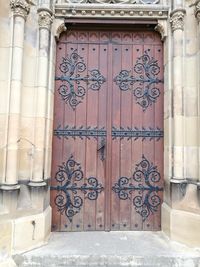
[51,29,164,231]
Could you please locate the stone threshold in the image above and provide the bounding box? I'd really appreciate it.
[13,231,200,267]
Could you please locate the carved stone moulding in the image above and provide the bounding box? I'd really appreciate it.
[195,0,200,22]
[55,22,67,40]
[10,0,30,18]
[170,8,186,32]
[155,19,167,41]
[64,0,136,3]
[55,4,168,19]
[61,0,159,3]
[0,183,20,191]
[170,178,200,198]
[38,7,54,29]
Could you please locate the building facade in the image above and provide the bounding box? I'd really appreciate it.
[0,0,200,265]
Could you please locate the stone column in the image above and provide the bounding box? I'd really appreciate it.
[195,1,200,26]
[195,1,200,182]
[170,9,186,183]
[162,5,200,247]
[1,0,30,190]
[29,8,53,186]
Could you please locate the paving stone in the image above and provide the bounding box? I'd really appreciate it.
[13,232,200,267]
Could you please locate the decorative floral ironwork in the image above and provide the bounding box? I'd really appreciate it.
[112,126,163,140]
[112,155,163,221]
[114,51,163,111]
[51,155,103,222]
[56,49,106,110]
[54,125,106,140]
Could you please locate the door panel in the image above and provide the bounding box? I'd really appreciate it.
[111,32,164,231]
[51,31,107,231]
[51,29,164,231]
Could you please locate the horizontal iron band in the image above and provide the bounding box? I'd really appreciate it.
[112,130,164,138]
[54,128,163,139]
[55,75,104,82]
[54,129,106,137]
[55,75,163,84]
[50,185,104,191]
[112,186,163,191]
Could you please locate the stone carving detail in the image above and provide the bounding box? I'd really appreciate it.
[139,0,159,3]
[38,8,53,29]
[56,23,67,41]
[59,0,159,3]
[170,9,186,32]
[92,0,136,3]
[195,1,200,22]
[55,0,167,19]
[155,20,167,41]
[10,0,30,18]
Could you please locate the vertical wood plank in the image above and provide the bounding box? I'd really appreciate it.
[110,32,122,231]
[153,40,164,230]
[96,32,109,230]
[84,31,99,231]
[60,40,77,232]
[130,36,144,231]
[119,34,132,231]
[142,34,156,231]
[104,38,113,231]
[50,39,65,232]
[71,31,88,231]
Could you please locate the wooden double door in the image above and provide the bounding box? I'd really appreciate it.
[51,28,164,232]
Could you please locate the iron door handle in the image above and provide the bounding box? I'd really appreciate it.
[97,137,106,161]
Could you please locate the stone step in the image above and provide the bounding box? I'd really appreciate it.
[14,232,200,267]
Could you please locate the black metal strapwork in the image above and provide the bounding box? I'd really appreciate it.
[114,51,163,111]
[112,127,163,141]
[112,155,163,221]
[54,125,106,140]
[56,49,106,110]
[51,156,104,222]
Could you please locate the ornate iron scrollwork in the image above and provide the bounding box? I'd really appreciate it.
[114,51,163,111]
[112,126,163,140]
[51,156,103,222]
[112,155,163,221]
[56,49,106,110]
[54,125,106,140]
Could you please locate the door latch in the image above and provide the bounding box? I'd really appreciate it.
[97,137,106,161]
